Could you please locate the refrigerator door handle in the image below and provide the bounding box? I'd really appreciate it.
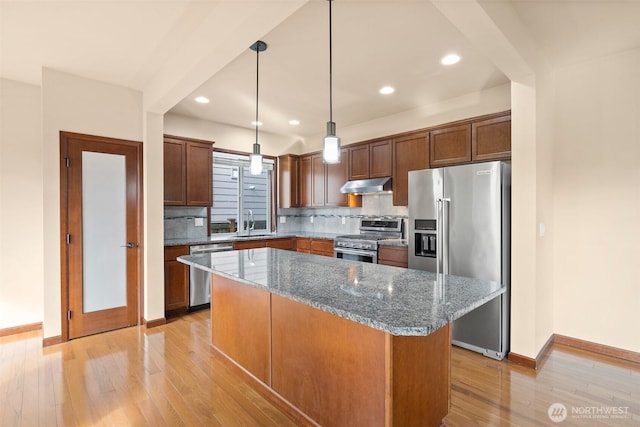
[442,198,451,275]
[436,198,443,275]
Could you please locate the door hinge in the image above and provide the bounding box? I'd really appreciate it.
[67,310,72,320]
[66,234,71,245]
[65,157,70,168]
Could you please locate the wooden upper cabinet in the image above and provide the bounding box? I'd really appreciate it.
[311,154,325,207]
[429,124,471,167]
[299,155,313,207]
[472,114,511,161]
[369,140,392,178]
[185,141,213,206]
[325,148,349,207]
[392,131,429,206]
[164,139,186,205]
[348,139,392,180]
[163,135,213,207]
[348,144,370,180]
[278,154,300,208]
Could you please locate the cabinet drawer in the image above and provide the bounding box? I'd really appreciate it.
[164,245,189,261]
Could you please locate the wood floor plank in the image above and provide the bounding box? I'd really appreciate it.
[1,311,639,426]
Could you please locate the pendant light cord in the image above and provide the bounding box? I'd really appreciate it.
[329,0,333,124]
[255,43,260,145]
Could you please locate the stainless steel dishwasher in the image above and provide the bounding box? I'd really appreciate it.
[188,242,233,311]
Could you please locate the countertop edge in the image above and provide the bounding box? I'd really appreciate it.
[178,252,504,336]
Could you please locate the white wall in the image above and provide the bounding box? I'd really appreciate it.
[0,78,44,329]
[164,113,299,156]
[553,48,640,353]
[510,79,539,358]
[41,69,143,339]
[143,112,165,323]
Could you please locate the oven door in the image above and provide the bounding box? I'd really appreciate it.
[334,247,377,264]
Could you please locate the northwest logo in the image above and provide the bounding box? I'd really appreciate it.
[548,403,568,423]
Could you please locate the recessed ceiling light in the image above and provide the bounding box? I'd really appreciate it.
[251,120,263,126]
[289,119,300,125]
[379,86,395,95]
[194,96,210,104]
[441,54,461,66]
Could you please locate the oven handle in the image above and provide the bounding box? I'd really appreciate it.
[334,247,377,262]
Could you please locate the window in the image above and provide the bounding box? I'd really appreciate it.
[211,151,274,235]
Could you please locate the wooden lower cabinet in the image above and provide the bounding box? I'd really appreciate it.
[378,245,408,268]
[164,245,190,313]
[209,274,451,427]
[295,237,311,253]
[234,238,295,251]
[233,240,266,250]
[211,275,271,384]
[266,238,295,250]
[296,237,333,256]
[310,238,334,257]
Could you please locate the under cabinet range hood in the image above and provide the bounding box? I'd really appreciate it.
[339,177,392,194]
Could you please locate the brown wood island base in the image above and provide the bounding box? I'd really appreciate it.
[211,274,451,427]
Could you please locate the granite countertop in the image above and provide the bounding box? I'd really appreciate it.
[378,239,408,247]
[164,231,342,247]
[178,248,504,336]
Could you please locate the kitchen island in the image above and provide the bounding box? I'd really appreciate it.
[178,249,504,427]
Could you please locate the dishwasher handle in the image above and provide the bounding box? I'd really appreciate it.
[190,243,234,255]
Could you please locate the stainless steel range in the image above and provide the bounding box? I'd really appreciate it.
[334,218,403,264]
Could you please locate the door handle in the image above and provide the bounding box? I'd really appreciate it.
[120,242,136,248]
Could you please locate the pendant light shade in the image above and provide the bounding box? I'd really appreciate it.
[250,40,267,175]
[323,0,341,164]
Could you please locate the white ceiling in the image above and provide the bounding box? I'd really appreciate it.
[2,0,640,141]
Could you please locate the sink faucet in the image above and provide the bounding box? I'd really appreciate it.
[247,209,255,236]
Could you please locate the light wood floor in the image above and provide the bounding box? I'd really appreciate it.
[1,310,638,426]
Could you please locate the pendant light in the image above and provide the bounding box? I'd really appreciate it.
[323,0,341,164]
[249,40,267,175]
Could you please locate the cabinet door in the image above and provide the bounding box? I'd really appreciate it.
[472,115,511,161]
[164,260,189,311]
[186,141,213,206]
[378,246,408,268]
[310,238,334,257]
[325,148,349,207]
[369,140,392,178]
[392,132,429,206]
[430,124,471,167]
[278,154,300,208]
[164,245,190,312]
[164,140,186,205]
[296,237,311,253]
[349,144,370,180]
[311,154,325,207]
[299,155,313,207]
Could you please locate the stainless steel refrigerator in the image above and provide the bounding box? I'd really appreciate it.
[408,161,510,360]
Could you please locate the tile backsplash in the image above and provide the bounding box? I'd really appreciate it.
[164,194,408,239]
[164,207,208,240]
[277,193,408,237]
